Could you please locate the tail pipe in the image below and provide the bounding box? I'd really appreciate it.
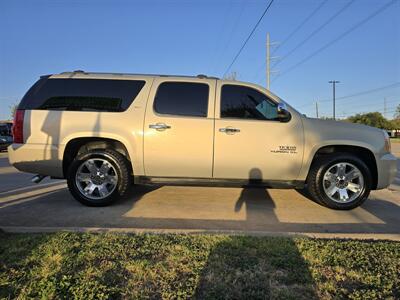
[31,174,47,184]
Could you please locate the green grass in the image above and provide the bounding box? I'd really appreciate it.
[0,232,399,299]
[390,137,400,143]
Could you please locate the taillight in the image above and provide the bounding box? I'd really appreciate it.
[12,109,25,143]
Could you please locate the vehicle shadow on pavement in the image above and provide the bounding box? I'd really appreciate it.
[1,179,399,235]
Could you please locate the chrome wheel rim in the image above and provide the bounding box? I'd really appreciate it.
[322,162,364,203]
[75,158,118,200]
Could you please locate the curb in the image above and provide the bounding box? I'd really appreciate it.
[1,226,399,241]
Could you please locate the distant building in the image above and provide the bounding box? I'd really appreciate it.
[387,129,400,138]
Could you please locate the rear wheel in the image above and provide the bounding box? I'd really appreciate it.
[67,149,131,206]
[306,154,372,210]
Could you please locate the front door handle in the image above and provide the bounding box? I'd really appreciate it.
[219,127,240,133]
[149,123,171,131]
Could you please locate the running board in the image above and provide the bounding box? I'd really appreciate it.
[134,176,304,189]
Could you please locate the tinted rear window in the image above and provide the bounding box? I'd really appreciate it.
[18,78,146,112]
[154,82,209,117]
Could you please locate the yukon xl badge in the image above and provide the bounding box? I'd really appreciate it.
[271,145,297,154]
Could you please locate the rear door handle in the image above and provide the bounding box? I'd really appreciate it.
[149,123,171,131]
[219,127,240,133]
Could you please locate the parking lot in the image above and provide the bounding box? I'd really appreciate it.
[1,144,399,240]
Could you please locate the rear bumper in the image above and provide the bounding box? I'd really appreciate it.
[375,152,397,189]
[8,143,64,178]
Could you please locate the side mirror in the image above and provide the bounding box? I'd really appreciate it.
[277,103,291,122]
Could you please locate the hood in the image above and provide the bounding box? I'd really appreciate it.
[305,117,384,134]
[302,117,386,154]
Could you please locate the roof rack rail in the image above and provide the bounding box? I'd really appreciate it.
[197,74,219,79]
[59,71,219,79]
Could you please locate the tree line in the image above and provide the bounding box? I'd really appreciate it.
[344,104,400,130]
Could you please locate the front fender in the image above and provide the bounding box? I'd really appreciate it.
[297,140,377,181]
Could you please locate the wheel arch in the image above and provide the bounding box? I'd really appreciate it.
[62,137,134,178]
[307,144,378,189]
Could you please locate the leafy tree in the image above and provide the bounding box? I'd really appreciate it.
[390,118,400,130]
[395,104,400,119]
[346,112,392,129]
[9,103,18,119]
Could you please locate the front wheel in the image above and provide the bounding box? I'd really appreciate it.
[67,149,131,206]
[306,154,372,210]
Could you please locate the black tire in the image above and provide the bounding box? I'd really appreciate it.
[306,153,372,210]
[67,149,131,206]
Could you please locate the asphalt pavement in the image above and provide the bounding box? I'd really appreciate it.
[0,144,399,240]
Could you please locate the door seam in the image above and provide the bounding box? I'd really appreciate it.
[142,78,155,176]
[211,79,218,178]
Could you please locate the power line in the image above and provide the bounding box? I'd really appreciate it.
[316,100,399,115]
[317,103,398,115]
[207,1,235,74]
[296,82,400,109]
[222,0,275,78]
[266,33,280,89]
[272,0,354,69]
[218,2,246,63]
[210,1,245,75]
[339,97,399,110]
[272,0,328,55]
[273,0,397,81]
[298,97,399,114]
[253,0,328,82]
[319,82,400,102]
[0,96,20,100]
[320,107,398,119]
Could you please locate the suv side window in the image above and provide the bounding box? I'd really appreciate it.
[18,78,145,112]
[154,82,209,117]
[221,84,278,121]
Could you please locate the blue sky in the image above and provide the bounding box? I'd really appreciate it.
[0,0,399,120]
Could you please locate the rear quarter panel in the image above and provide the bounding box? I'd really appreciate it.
[20,77,153,177]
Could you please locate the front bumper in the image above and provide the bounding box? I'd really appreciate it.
[8,143,64,178]
[375,152,398,189]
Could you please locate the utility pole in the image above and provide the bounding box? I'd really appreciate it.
[384,97,387,118]
[329,80,340,120]
[267,33,270,90]
[315,101,319,118]
[266,33,279,90]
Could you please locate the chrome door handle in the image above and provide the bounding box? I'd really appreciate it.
[149,123,171,130]
[219,127,240,133]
